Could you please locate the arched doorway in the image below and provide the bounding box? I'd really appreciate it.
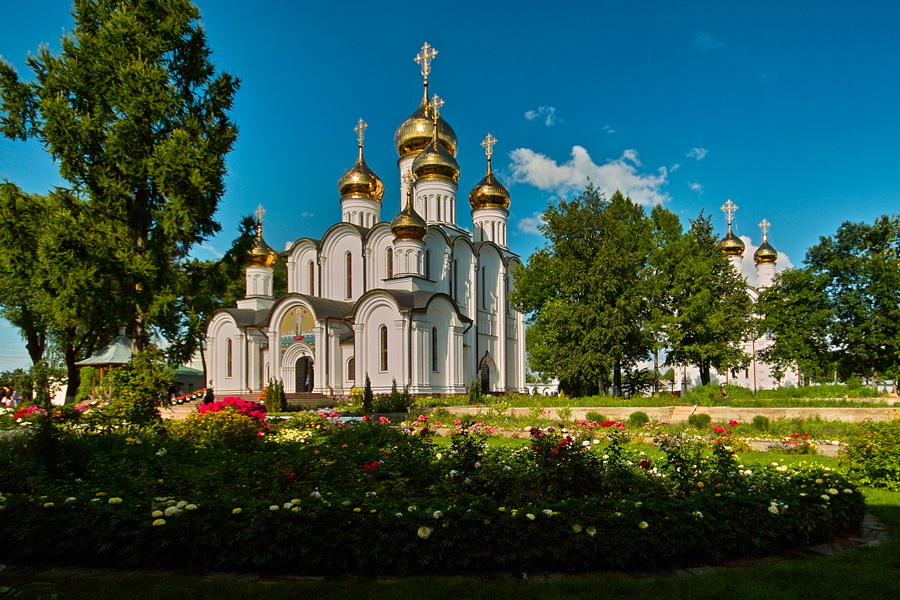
[295,356,314,392]
[480,362,491,393]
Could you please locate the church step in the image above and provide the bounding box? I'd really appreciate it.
[285,392,335,409]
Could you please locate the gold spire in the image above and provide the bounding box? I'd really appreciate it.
[414,42,438,86]
[754,218,778,264]
[248,205,277,268]
[469,133,510,211]
[338,118,384,201]
[395,42,457,158]
[718,199,744,256]
[391,171,428,241]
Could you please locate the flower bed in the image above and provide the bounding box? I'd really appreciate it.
[0,409,865,575]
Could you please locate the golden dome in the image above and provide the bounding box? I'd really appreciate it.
[412,136,460,182]
[720,225,745,256]
[469,134,509,210]
[338,145,384,202]
[391,199,428,242]
[395,89,458,158]
[754,238,778,264]
[248,226,277,268]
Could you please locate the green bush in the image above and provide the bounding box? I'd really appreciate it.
[584,411,607,423]
[101,348,172,430]
[468,378,483,405]
[76,366,97,403]
[628,411,650,427]
[362,374,374,412]
[687,413,712,429]
[263,379,287,413]
[752,415,770,432]
[844,419,900,490]
[372,379,412,413]
[170,409,265,448]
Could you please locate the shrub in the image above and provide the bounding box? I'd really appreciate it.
[75,366,97,403]
[752,415,770,432]
[628,411,650,427]
[103,348,172,429]
[767,434,816,455]
[263,379,287,413]
[556,406,572,421]
[468,378,482,405]
[844,419,900,490]
[687,413,712,429]
[363,374,374,412]
[585,411,607,423]
[171,404,267,447]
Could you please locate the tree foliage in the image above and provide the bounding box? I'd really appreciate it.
[759,216,900,388]
[0,0,240,349]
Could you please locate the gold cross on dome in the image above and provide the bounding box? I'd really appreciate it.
[402,170,415,187]
[481,133,497,160]
[354,118,367,145]
[721,199,738,225]
[414,42,438,83]
[255,204,265,226]
[759,218,771,239]
[429,94,444,124]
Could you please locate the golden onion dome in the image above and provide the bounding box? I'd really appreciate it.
[754,238,778,264]
[338,144,384,202]
[720,226,745,256]
[469,135,510,210]
[412,137,460,182]
[395,89,458,158]
[391,200,428,242]
[248,226,277,268]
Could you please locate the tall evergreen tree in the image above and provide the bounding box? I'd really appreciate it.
[0,0,240,349]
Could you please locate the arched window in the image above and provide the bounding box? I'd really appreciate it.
[432,327,439,372]
[481,266,487,309]
[380,325,388,371]
[425,249,431,279]
[308,261,315,295]
[422,194,427,220]
[436,195,441,221]
[386,247,393,279]
[452,259,458,300]
[226,338,233,378]
[491,221,496,241]
[348,358,355,381]
[346,252,353,298]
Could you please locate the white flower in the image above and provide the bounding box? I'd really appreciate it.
[164,506,179,517]
[310,490,321,499]
[433,511,443,519]
[827,488,838,495]
[448,470,458,477]
[543,509,553,516]
[408,505,417,512]
[821,495,830,501]
[108,497,122,505]
[526,513,536,521]
[185,504,198,511]
[692,511,703,519]
[768,505,779,514]
[269,505,280,511]
[638,521,649,529]
[176,501,188,509]
[283,502,293,510]
[65,497,76,503]
[395,512,404,518]
[151,510,164,518]
[152,518,166,526]
[843,489,853,494]
[291,498,302,505]
[634,502,642,508]
[815,478,824,484]
[435,453,442,460]
[586,526,597,537]
[43,502,54,508]
[572,524,583,533]
[155,448,167,457]
[291,507,299,512]
[417,526,433,539]
[365,492,376,497]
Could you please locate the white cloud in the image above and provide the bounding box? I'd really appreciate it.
[670,163,681,173]
[525,106,559,126]
[301,211,314,218]
[602,125,617,134]
[739,235,795,282]
[693,32,723,51]
[517,212,544,235]
[198,244,224,259]
[687,147,708,161]
[508,146,670,206]
[688,181,703,193]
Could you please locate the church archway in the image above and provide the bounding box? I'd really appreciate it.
[295,356,314,392]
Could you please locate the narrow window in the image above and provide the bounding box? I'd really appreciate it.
[453,260,458,300]
[348,358,355,381]
[436,195,441,221]
[425,250,431,279]
[491,221,496,241]
[481,267,487,309]
[308,261,315,295]
[226,338,233,378]
[387,247,393,279]
[432,327,439,372]
[346,252,353,298]
[380,326,388,371]
[505,274,510,316]
[423,194,427,220]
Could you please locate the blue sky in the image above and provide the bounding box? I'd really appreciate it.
[1,0,899,369]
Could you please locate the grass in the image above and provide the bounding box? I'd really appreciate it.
[3,453,896,600]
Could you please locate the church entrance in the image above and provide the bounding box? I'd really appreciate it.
[295,356,314,392]
[480,362,490,393]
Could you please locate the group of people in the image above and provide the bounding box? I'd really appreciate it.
[1,387,20,408]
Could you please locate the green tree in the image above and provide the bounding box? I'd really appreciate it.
[510,187,653,396]
[0,0,240,349]
[756,267,834,383]
[663,212,752,386]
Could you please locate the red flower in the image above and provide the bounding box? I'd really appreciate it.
[639,460,651,469]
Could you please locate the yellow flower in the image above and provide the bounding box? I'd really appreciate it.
[417,526,433,539]
[152,518,166,526]
[572,524,583,533]
[639,521,649,529]
[232,508,242,514]
[108,497,122,504]
[697,481,704,488]
[353,507,361,512]
[151,510,164,518]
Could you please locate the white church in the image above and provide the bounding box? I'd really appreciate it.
[205,43,526,399]
[676,200,799,393]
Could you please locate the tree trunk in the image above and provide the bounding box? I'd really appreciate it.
[65,343,81,403]
[699,361,711,386]
[613,361,622,397]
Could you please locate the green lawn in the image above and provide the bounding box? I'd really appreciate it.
[3,457,896,600]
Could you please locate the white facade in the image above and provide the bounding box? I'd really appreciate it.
[205,50,525,399]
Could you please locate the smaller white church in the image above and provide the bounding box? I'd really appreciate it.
[205,43,526,399]
[677,200,798,393]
